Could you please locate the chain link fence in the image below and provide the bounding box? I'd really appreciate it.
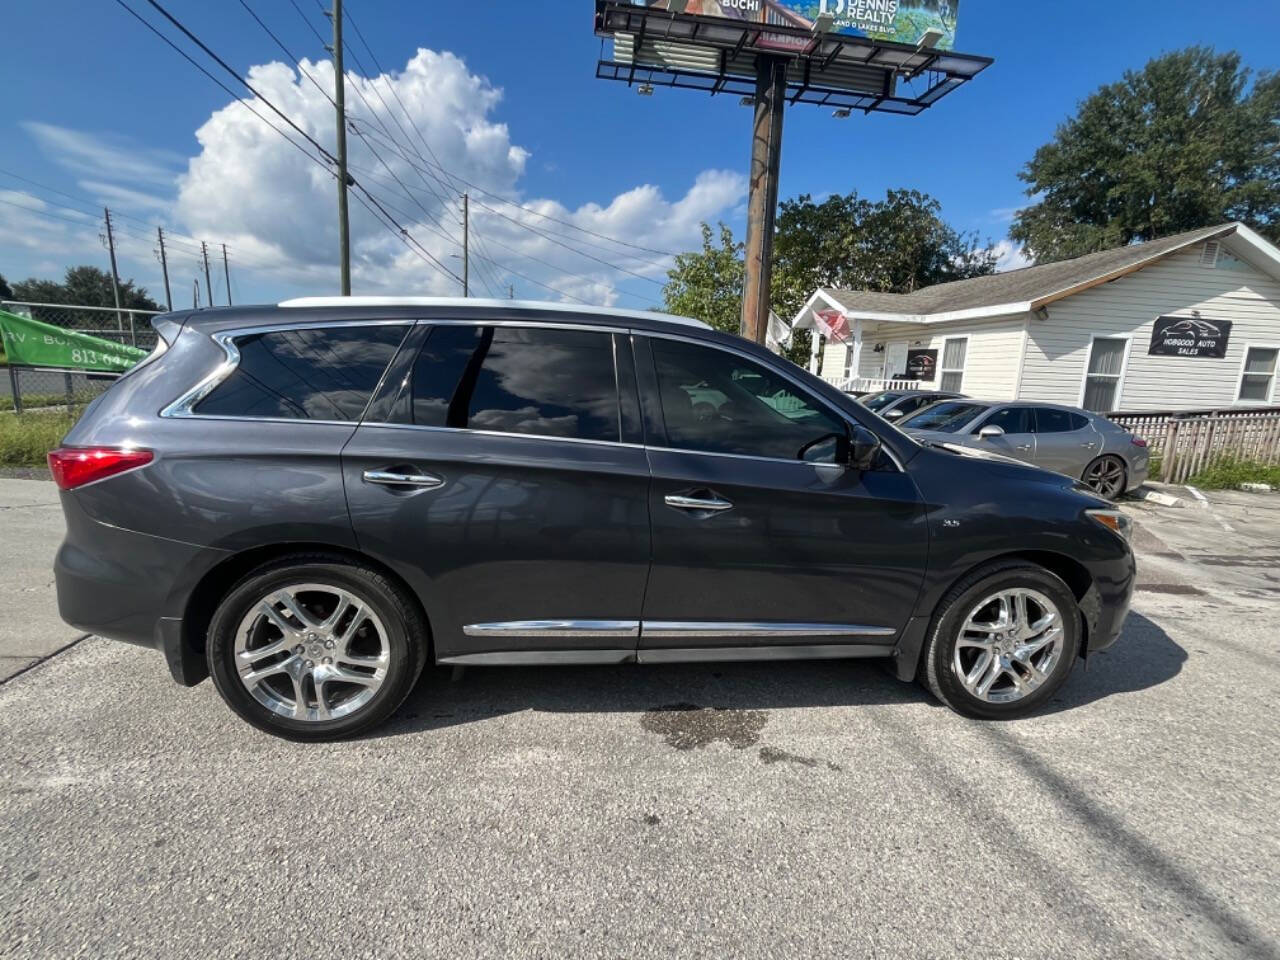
[1,301,162,412]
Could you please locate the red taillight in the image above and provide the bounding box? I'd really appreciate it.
[47,447,153,490]
[1130,436,1149,448]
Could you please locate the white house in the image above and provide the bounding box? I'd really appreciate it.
[790,223,1280,413]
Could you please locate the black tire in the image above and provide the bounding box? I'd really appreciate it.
[922,560,1081,720]
[1082,455,1127,500]
[207,554,428,741]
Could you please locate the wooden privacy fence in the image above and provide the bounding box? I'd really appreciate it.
[1109,408,1280,483]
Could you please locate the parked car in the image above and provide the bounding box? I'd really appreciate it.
[860,389,966,422]
[899,400,1149,499]
[50,299,1134,740]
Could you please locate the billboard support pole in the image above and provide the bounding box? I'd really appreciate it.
[741,55,786,346]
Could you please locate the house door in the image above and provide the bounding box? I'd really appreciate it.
[884,342,908,381]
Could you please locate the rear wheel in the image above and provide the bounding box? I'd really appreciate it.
[207,555,427,740]
[1083,455,1127,500]
[923,561,1081,719]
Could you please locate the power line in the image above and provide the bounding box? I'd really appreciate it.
[117,0,462,287]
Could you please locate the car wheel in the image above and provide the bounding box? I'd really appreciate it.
[207,554,427,741]
[1083,455,1127,500]
[922,561,1081,720]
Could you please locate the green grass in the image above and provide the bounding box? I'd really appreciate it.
[0,409,79,467]
[1,393,82,413]
[1187,457,1280,490]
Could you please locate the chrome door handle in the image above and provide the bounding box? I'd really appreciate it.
[665,494,733,513]
[363,469,444,489]
[1015,444,1032,451]
[1080,442,1098,448]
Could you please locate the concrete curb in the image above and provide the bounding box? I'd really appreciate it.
[1128,486,1185,508]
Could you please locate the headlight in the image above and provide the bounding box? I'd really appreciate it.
[1086,509,1132,541]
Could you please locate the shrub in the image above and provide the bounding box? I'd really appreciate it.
[1186,457,1280,490]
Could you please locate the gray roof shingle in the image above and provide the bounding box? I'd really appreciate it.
[822,223,1237,317]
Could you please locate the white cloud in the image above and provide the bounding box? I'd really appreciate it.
[993,240,1031,272]
[169,50,744,304]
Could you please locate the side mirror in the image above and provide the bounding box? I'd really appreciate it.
[884,408,906,421]
[849,424,881,471]
[977,424,1005,440]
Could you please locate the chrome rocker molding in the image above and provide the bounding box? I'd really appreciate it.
[449,619,899,666]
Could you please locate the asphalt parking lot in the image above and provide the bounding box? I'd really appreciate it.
[2,478,1278,959]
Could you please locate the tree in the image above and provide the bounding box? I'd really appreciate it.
[1012,48,1280,263]
[11,266,163,312]
[664,191,993,367]
[662,223,744,337]
[0,273,11,300]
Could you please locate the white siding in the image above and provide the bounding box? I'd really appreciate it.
[817,318,1025,399]
[1019,245,1280,411]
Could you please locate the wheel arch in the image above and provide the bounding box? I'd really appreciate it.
[897,549,1094,682]
[180,541,433,669]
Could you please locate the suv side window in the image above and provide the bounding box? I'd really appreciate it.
[649,337,845,461]
[1035,407,1090,432]
[409,324,621,443]
[976,406,1034,434]
[195,324,409,421]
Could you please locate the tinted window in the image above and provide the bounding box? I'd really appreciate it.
[901,401,987,433]
[978,406,1034,434]
[650,338,845,461]
[895,394,936,416]
[410,325,620,442]
[1035,408,1090,433]
[861,391,904,412]
[196,324,408,421]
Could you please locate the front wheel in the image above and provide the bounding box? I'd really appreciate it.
[923,562,1081,719]
[207,555,427,740]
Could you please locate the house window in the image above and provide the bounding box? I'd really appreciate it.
[1238,347,1279,402]
[940,338,967,392]
[843,344,856,382]
[1081,337,1127,413]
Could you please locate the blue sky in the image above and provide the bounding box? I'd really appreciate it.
[1,0,1278,309]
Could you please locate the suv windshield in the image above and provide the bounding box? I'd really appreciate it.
[901,401,987,433]
[860,391,904,412]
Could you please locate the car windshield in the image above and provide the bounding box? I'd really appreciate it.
[900,401,987,433]
[860,391,904,412]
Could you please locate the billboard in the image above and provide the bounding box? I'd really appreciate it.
[630,1,960,51]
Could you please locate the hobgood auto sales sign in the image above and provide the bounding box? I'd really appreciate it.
[1147,316,1232,358]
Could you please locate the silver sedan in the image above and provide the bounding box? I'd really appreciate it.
[899,400,1150,499]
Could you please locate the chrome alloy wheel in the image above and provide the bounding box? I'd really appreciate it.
[1084,456,1126,500]
[234,583,389,722]
[953,588,1064,704]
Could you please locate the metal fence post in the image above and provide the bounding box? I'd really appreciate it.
[64,372,74,411]
[9,365,22,414]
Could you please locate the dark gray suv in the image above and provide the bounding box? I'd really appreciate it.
[50,298,1135,739]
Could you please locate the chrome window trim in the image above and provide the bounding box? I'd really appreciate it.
[640,621,896,639]
[160,319,411,420]
[356,420,646,451]
[414,318,625,335]
[463,620,640,638]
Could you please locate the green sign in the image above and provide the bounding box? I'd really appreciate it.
[0,309,149,373]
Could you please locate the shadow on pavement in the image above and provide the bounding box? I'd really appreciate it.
[377,610,1184,737]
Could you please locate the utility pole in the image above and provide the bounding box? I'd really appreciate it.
[222,243,232,305]
[328,0,351,295]
[200,242,213,308]
[508,284,514,300]
[156,227,173,311]
[103,207,124,331]
[193,279,200,309]
[461,192,470,297]
[740,56,787,346]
